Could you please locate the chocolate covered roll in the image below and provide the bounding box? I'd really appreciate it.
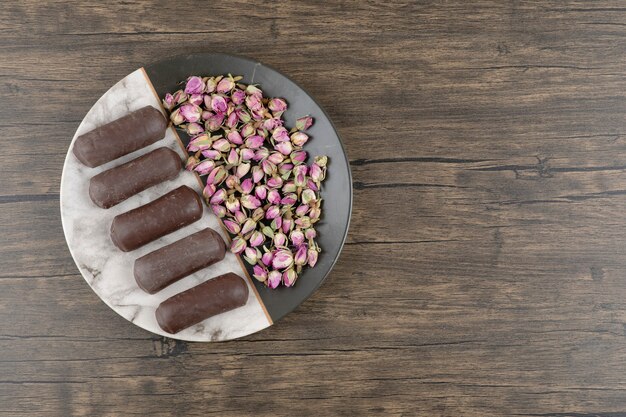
[73,106,168,167]
[89,147,182,209]
[110,185,203,252]
[134,228,226,294]
[156,273,249,334]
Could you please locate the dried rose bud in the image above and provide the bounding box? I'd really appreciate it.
[186,122,204,136]
[290,229,305,246]
[253,265,268,282]
[307,247,319,267]
[241,178,254,194]
[184,76,205,94]
[245,135,264,149]
[225,175,240,190]
[236,163,251,178]
[240,148,255,161]
[234,210,247,224]
[291,132,309,147]
[294,165,308,187]
[295,204,310,217]
[187,133,212,152]
[271,216,283,230]
[296,116,313,131]
[262,117,283,131]
[281,193,297,205]
[301,189,317,204]
[268,98,287,113]
[245,84,262,96]
[194,159,216,176]
[262,225,275,238]
[201,110,213,120]
[185,155,199,171]
[227,148,239,165]
[272,249,294,270]
[279,163,294,176]
[240,194,261,210]
[230,236,246,254]
[267,270,282,289]
[225,196,240,213]
[261,251,274,266]
[294,245,308,266]
[179,104,202,123]
[268,152,284,165]
[282,181,297,193]
[206,112,225,132]
[223,219,241,235]
[245,94,263,112]
[231,89,246,105]
[163,93,175,110]
[207,166,228,185]
[309,206,321,221]
[204,77,217,93]
[210,94,228,113]
[241,218,257,236]
[295,216,311,228]
[170,108,184,125]
[252,166,264,183]
[273,232,287,247]
[267,189,281,205]
[243,247,259,265]
[272,126,290,142]
[212,204,226,217]
[303,228,316,241]
[315,155,328,167]
[188,94,204,106]
[225,130,243,145]
[255,185,267,200]
[236,108,251,123]
[255,148,270,162]
[173,90,188,105]
[201,149,221,159]
[283,268,297,287]
[217,77,235,94]
[249,231,265,247]
[202,183,216,199]
[307,179,318,192]
[226,111,239,129]
[266,205,280,220]
[291,150,308,164]
[212,138,231,152]
[267,176,283,189]
[252,207,265,221]
[261,160,277,175]
[257,128,268,139]
[282,218,294,234]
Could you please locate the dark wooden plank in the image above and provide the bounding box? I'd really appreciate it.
[2,0,626,416]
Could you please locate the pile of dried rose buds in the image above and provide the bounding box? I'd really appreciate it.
[163,74,328,289]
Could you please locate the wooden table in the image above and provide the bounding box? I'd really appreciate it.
[2,1,626,416]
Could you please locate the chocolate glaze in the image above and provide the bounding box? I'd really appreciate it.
[73,106,168,168]
[89,147,182,209]
[156,273,249,334]
[110,185,202,252]
[134,228,226,294]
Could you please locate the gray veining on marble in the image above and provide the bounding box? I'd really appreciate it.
[60,69,271,341]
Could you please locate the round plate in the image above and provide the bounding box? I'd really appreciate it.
[61,53,352,341]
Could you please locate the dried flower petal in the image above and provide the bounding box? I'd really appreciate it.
[262,225,275,238]
[261,251,274,266]
[262,117,283,131]
[226,111,239,128]
[255,148,270,161]
[252,207,265,221]
[186,122,204,136]
[245,94,263,112]
[206,113,225,131]
[279,163,294,176]
[271,216,283,230]
[294,165,308,187]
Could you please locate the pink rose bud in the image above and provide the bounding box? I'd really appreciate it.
[271,216,283,230]
[301,189,317,204]
[170,108,184,125]
[266,205,280,220]
[202,183,216,199]
[268,152,285,165]
[305,229,317,242]
[282,181,297,193]
[290,230,305,246]
[188,94,204,106]
[201,149,221,159]
[236,163,251,178]
[184,76,205,94]
[226,130,243,145]
[210,94,228,113]
[230,236,247,254]
[314,155,328,167]
[227,148,239,165]
[268,98,287,113]
[223,219,241,235]
[212,204,226,217]
[243,247,259,265]
[225,196,240,213]
[261,251,274,266]
[241,194,261,210]
[295,216,311,228]
[309,206,321,221]
[296,116,314,131]
[252,166,264,183]
[283,269,297,287]
[295,204,310,216]
[186,156,199,171]
[281,193,297,205]
[180,104,202,123]
[253,265,268,282]
[294,245,308,266]
[208,166,228,185]
[291,150,308,164]
[226,111,239,129]
[236,108,251,123]
[307,179,319,191]
[212,138,231,152]
[262,226,275,238]
[202,110,213,120]
[267,270,282,289]
[272,249,294,270]
[245,94,262,112]
[225,175,239,190]
[252,207,265,221]
[262,117,283,131]
[307,248,319,267]
[173,90,188,105]
[272,127,290,142]
[267,176,283,189]
[241,218,257,236]
[187,133,212,152]
[255,185,267,200]
[217,77,235,94]
[206,112,225,132]
[249,231,265,247]
[294,165,308,187]
[279,163,294,176]
[310,163,325,182]
[262,160,277,175]
[255,148,270,161]
[204,77,217,93]
[291,132,309,147]
[163,93,175,110]
[267,189,281,205]
[240,148,255,161]
[241,178,254,194]
[194,159,216,176]
[186,122,204,136]
[246,84,263,96]
[273,232,287,247]
[231,89,246,105]
[234,210,247,224]
[245,135,264,149]
[282,218,294,234]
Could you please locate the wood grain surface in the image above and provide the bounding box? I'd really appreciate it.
[2,1,626,416]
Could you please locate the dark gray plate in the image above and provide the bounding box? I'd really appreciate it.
[144,53,352,323]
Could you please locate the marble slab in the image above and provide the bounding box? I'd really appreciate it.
[60,69,271,341]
